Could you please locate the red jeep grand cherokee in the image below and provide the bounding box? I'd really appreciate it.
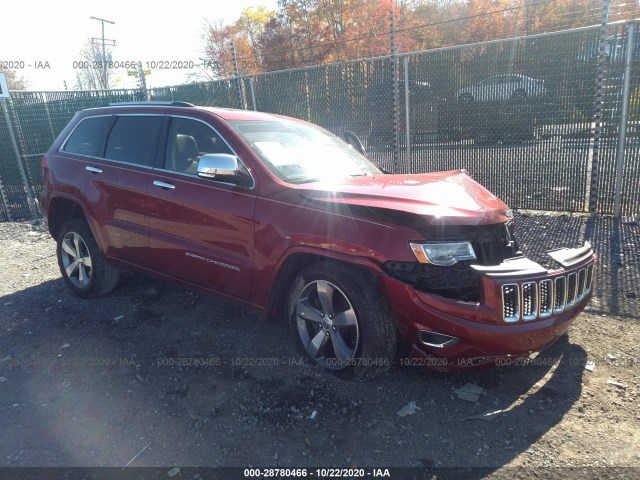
[38,102,596,379]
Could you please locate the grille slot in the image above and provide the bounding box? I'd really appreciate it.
[521,282,538,321]
[539,279,553,318]
[554,276,567,313]
[577,268,587,301]
[502,284,520,322]
[585,264,594,295]
[566,272,577,309]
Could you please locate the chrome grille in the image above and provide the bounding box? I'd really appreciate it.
[501,264,594,322]
[539,279,553,318]
[521,282,538,321]
[566,272,577,308]
[554,276,567,313]
[501,284,520,323]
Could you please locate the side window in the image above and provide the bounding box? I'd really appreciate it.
[105,115,163,167]
[62,116,114,157]
[165,117,232,174]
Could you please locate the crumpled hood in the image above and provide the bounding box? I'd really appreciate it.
[296,170,512,225]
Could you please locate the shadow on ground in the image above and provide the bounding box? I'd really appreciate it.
[0,271,587,472]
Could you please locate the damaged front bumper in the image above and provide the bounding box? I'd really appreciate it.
[384,242,596,370]
[471,242,595,324]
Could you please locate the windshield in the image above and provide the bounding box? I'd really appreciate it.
[227,119,381,183]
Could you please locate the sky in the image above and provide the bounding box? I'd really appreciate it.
[1,0,278,91]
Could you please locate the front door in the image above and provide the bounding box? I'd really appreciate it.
[146,115,257,301]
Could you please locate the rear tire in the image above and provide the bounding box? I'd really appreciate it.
[56,219,119,298]
[288,262,396,380]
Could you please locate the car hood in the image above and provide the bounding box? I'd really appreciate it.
[295,170,511,225]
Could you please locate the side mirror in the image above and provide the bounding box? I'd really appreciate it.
[197,154,243,183]
[342,130,366,157]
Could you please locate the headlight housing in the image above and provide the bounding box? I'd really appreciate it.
[409,241,477,266]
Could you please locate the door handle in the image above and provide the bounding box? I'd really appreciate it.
[153,180,176,190]
[85,166,103,174]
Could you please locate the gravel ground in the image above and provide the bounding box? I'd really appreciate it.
[0,216,639,478]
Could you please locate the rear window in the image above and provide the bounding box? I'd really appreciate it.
[62,116,114,157]
[105,115,162,166]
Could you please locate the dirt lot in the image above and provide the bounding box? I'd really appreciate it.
[0,216,639,478]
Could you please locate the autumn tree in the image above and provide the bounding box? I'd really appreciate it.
[237,6,274,66]
[0,67,27,90]
[200,0,640,77]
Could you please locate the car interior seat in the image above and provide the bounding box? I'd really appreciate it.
[174,134,199,174]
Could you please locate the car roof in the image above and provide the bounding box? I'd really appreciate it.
[81,102,293,122]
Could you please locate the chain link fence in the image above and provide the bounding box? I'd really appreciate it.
[1,20,639,222]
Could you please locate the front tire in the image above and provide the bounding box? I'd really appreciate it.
[288,262,396,380]
[56,219,119,298]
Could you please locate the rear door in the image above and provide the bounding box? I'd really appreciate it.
[146,115,257,301]
[62,114,162,264]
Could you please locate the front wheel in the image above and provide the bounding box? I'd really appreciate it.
[57,219,120,298]
[289,262,397,380]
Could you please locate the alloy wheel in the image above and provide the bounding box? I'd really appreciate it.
[294,280,360,370]
[60,231,93,288]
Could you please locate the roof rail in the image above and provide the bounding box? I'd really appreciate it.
[106,101,195,107]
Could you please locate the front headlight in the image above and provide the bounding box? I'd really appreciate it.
[409,241,477,266]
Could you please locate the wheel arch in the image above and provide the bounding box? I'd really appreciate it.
[47,195,88,239]
[264,248,385,322]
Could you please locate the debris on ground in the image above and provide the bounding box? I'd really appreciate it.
[461,410,503,422]
[454,384,485,403]
[606,380,626,389]
[397,401,420,417]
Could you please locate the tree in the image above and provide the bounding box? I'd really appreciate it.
[237,6,275,65]
[201,0,640,76]
[73,39,115,90]
[0,67,27,90]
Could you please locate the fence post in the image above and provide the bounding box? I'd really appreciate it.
[304,69,312,121]
[0,173,13,221]
[249,76,257,111]
[588,0,611,215]
[403,56,411,174]
[1,98,38,219]
[613,23,635,218]
[42,93,56,142]
[391,8,400,173]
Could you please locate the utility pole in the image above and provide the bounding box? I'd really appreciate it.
[90,16,116,90]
